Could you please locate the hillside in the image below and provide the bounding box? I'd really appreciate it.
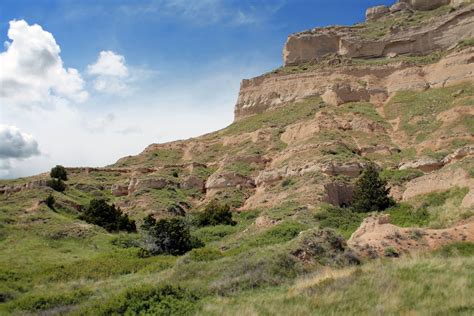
[1,0,474,315]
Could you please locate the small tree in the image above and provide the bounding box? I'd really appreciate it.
[44,194,55,210]
[140,217,203,256]
[50,165,68,181]
[80,199,136,232]
[196,201,236,227]
[352,164,394,213]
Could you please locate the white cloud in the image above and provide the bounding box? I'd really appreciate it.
[87,50,131,94]
[87,50,128,77]
[0,20,88,107]
[0,125,40,176]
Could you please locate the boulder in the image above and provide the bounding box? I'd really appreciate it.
[366,5,390,21]
[399,157,444,172]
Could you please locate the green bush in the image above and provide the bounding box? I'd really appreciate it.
[141,216,203,256]
[315,206,366,239]
[352,164,395,212]
[44,194,55,210]
[196,201,236,227]
[80,199,136,233]
[50,165,68,181]
[186,247,223,262]
[46,178,66,192]
[86,285,199,315]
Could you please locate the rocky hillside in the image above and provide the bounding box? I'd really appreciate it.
[1,0,473,314]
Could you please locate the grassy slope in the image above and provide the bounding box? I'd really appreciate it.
[0,83,473,314]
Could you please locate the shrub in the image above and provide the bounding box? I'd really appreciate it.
[384,247,399,258]
[86,285,199,315]
[140,216,203,256]
[196,201,236,227]
[80,199,136,233]
[46,178,66,192]
[50,165,68,181]
[289,228,360,267]
[352,164,395,212]
[315,206,366,239]
[44,194,55,210]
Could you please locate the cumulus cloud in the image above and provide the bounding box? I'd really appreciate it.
[0,20,88,107]
[0,125,40,176]
[0,125,40,159]
[87,51,130,94]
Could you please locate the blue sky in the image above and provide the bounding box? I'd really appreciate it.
[0,0,395,178]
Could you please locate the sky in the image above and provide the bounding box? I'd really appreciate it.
[0,0,395,179]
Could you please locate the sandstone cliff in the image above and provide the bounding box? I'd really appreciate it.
[283,1,473,66]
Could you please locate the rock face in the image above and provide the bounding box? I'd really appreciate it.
[0,180,48,195]
[399,157,444,172]
[403,0,450,11]
[365,5,390,21]
[205,172,255,190]
[323,182,354,207]
[282,5,473,66]
[235,47,474,119]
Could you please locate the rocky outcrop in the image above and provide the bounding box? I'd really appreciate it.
[205,172,255,190]
[442,145,474,164]
[403,167,474,207]
[282,5,473,66]
[180,175,205,192]
[348,215,474,258]
[399,157,444,172]
[0,180,48,195]
[403,0,450,11]
[323,182,354,207]
[235,47,474,119]
[321,83,371,106]
[365,5,390,21]
[321,161,365,178]
[111,184,129,197]
[128,178,169,194]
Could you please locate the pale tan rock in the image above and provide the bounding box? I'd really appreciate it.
[205,172,255,190]
[321,162,365,178]
[399,157,444,172]
[282,5,473,66]
[402,0,450,11]
[111,184,129,197]
[348,215,474,258]
[403,167,473,206]
[365,5,390,21]
[442,145,474,164]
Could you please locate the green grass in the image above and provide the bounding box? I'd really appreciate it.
[315,205,366,239]
[222,97,323,136]
[385,83,474,142]
[197,255,474,315]
[380,168,424,185]
[357,5,451,40]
